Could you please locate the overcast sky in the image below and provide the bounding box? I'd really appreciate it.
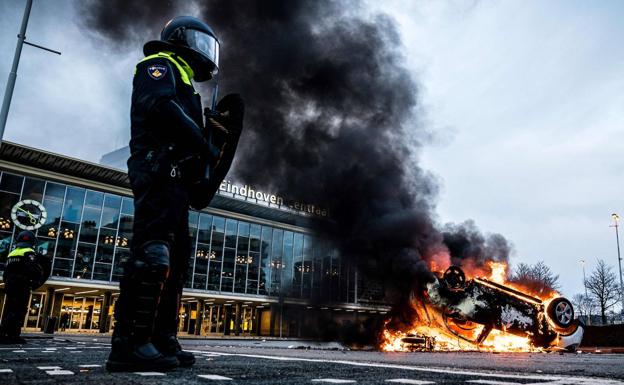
[0,0,623,300]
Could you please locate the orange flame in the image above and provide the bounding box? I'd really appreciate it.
[381,258,559,353]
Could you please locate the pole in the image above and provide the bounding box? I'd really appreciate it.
[611,214,624,314]
[581,259,590,325]
[0,0,33,143]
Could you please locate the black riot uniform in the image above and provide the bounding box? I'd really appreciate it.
[0,231,51,344]
[107,16,243,372]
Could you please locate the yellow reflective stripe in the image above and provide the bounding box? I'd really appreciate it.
[174,55,195,81]
[137,52,192,86]
[8,247,35,258]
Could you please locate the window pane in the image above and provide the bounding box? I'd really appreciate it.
[197,214,213,244]
[79,207,101,244]
[118,215,133,248]
[62,187,85,223]
[85,191,104,208]
[270,229,283,295]
[51,257,72,278]
[222,248,235,282]
[0,173,23,193]
[112,247,131,281]
[36,238,55,258]
[0,231,14,265]
[302,235,314,298]
[189,211,199,242]
[74,242,95,279]
[0,191,19,233]
[291,233,304,298]
[194,244,209,275]
[211,217,225,248]
[39,187,63,239]
[22,178,45,202]
[93,263,112,281]
[101,194,121,229]
[224,219,237,248]
[249,224,261,252]
[193,274,207,290]
[282,231,294,296]
[259,226,272,295]
[96,228,116,263]
[120,197,134,215]
[221,278,233,292]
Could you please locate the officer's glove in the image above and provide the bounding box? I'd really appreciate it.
[215,93,244,135]
[204,94,244,167]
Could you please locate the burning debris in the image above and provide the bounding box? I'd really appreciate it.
[382,263,584,353]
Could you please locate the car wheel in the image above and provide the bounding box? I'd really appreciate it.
[443,266,466,291]
[547,297,574,328]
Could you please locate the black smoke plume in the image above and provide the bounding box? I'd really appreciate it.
[79,0,511,343]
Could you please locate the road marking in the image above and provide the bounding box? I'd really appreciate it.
[467,381,523,385]
[134,372,166,376]
[202,351,624,385]
[198,374,233,380]
[386,380,436,384]
[311,380,356,384]
[44,348,57,351]
[12,350,25,353]
[78,364,102,368]
[46,370,74,375]
[69,351,82,353]
[37,366,62,370]
[0,369,13,373]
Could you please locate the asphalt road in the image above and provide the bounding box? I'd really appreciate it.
[0,336,622,384]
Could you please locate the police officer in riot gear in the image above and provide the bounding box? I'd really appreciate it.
[106,16,243,372]
[0,231,51,344]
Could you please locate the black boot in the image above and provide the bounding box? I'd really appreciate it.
[154,334,195,367]
[106,334,178,372]
[106,241,177,372]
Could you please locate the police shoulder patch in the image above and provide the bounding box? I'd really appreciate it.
[147,64,167,80]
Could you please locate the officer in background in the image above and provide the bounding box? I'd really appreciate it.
[106,16,243,372]
[0,231,51,344]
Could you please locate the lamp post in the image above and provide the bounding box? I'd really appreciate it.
[611,213,624,314]
[0,0,61,146]
[580,259,591,325]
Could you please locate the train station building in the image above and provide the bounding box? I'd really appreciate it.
[0,142,388,337]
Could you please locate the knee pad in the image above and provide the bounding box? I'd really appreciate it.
[132,241,170,283]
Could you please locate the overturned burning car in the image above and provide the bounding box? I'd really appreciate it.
[394,266,583,352]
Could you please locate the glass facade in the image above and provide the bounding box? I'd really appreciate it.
[0,171,358,303]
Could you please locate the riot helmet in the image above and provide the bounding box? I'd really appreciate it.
[144,16,219,82]
[15,230,37,248]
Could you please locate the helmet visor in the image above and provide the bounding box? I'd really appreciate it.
[185,29,220,74]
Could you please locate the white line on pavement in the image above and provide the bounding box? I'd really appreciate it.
[0,369,13,373]
[197,374,233,380]
[46,370,74,375]
[311,380,357,384]
[467,381,524,385]
[386,380,436,384]
[201,351,624,385]
[11,350,25,353]
[37,366,62,370]
[78,364,102,368]
[134,372,166,376]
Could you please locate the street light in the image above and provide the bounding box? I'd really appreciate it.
[0,0,61,146]
[610,213,624,313]
[580,259,591,325]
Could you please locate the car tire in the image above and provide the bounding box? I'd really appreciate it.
[547,297,574,328]
[443,266,466,291]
